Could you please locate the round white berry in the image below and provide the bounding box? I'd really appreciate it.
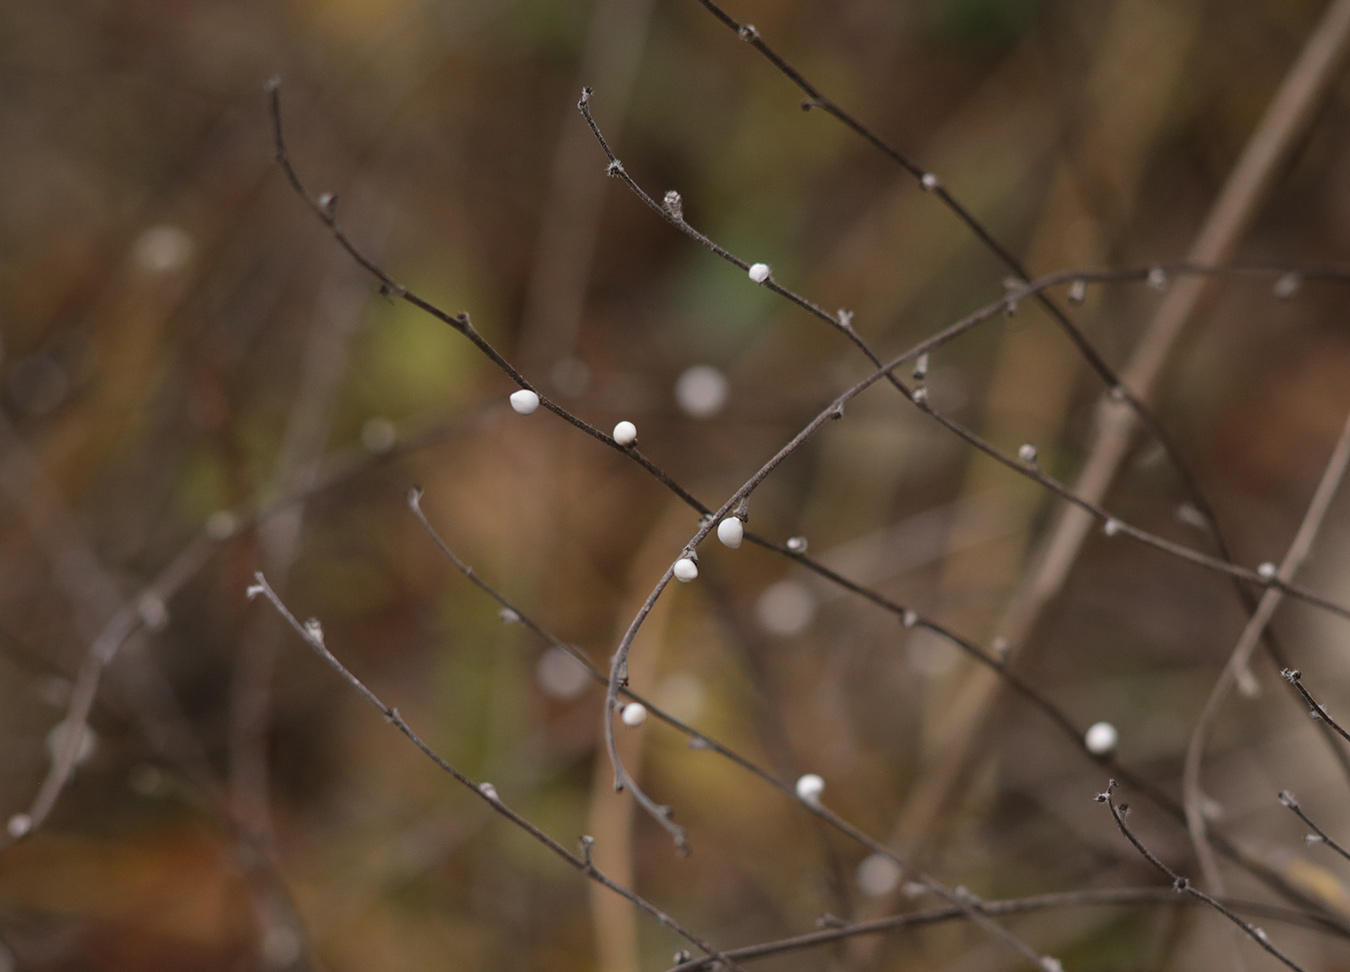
[920,173,939,191]
[795,773,825,803]
[621,702,648,727]
[717,516,744,548]
[1084,721,1118,755]
[509,389,540,414]
[478,781,499,800]
[613,420,638,445]
[1257,561,1277,580]
[673,558,699,582]
[1018,443,1038,463]
[748,262,771,284]
[1103,518,1121,537]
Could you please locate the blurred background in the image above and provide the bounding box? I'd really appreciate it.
[4,0,1350,969]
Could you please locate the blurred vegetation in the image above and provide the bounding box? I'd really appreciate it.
[3,0,1350,970]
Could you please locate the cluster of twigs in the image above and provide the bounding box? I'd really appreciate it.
[9,1,1350,969]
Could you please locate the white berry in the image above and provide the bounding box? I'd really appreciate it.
[613,420,638,445]
[795,773,825,803]
[673,558,699,582]
[717,517,744,548]
[621,702,648,727]
[510,389,540,414]
[920,173,939,191]
[1084,721,1118,755]
[1257,561,1277,580]
[748,262,771,284]
[1018,443,1038,463]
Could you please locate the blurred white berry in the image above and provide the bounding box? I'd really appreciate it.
[674,364,728,418]
[1084,721,1118,755]
[717,517,744,548]
[785,535,808,554]
[1103,518,1121,537]
[856,853,902,896]
[673,558,699,582]
[1018,443,1038,463]
[613,420,638,445]
[920,173,939,191]
[748,263,771,284]
[757,580,816,636]
[478,782,499,800]
[1257,561,1277,580]
[509,389,540,414]
[621,702,648,727]
[795,773,825,803]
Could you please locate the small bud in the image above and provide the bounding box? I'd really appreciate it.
[317,192,336,215]
[1273,273,1302,299]
[509,389,540,414]
[717,516,744,548]
[920,173,939,191]
[1278,790,1298,809]
[1147,267,1167,291]
[912,386,929,406]
[1103,518,1121,537]
[673,557,699,582]
[304,618,324,643]
[662,190,683,221]
[913,353,929,380]
[748,263,771,284]
[795,773,824,803]
[478,782,499,800]
[1306,833,1324,844]
[991,636,1010,659]
[1040,957,1063,972]
[1067,279,1087,304]
[786,536,808,554]
[612,420,638,446]
[1018,443,1038,464]
[498,608,521,624]
[1256,561,1277,581]
[673,951,691,964]
[901,609,918,628]
[1084,721,1118,755]
[621,702,648,727]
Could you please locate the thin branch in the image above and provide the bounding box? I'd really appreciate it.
[664,886,1332,972]
[246,571,746,972]
[1278,790,1350,864]
[1099,781,1311,972]
[1183,407,1350,894]
[1284,668,1350,746]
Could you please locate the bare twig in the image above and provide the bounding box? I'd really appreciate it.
[1284,668,1350,746]
[246,571,747,972]
[1183,408,1350,894]
[1278,790,1350,864]
[1099,781,1311,972]
[665,885,1330,972]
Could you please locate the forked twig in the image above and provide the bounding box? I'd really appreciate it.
[1184,408,1350,893]
[246,571,746,972]
[1098,781,1310,972]
[1279,790,1350,864]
